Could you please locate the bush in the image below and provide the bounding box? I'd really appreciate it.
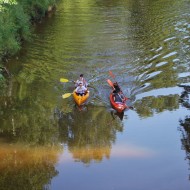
[0,0,56,60]
[0,0,56,85]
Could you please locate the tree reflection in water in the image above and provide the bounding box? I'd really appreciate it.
[0,145,59,190]
[178,85,190,109]
[57,105,123,164]
[179,116,190,179]
[178,85,190,179]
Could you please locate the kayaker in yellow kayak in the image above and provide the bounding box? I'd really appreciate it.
[75,82,88,96]
[74,74,88,87]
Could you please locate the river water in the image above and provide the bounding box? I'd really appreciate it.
[1,0,190,189]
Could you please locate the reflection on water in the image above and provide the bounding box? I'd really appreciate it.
[0,0,190,189]
[178,85,190,179]
[134,94,179,118]
[111,110,125,121]
[179,116,190,179]
[111,144,155,158]
[0,144,60,190]
[56,105,123,164]
[0,92,123,188]
[179,85,190,109]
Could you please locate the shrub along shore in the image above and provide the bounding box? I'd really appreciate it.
[0,0,57,84]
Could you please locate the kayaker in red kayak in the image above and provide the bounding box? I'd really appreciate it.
[113,92,125,103]
[113,82,125,102]
[113,82,121,93]
[112,82,125,103]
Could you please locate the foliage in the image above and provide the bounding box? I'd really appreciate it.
[0,0,56,61]
[0,0,57,87]
[18,0,56,21]
[0,65,6,91]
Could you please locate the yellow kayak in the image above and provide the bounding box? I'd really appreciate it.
[73,90,90,106]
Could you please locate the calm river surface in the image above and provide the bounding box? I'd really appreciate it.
[1,0,190,189]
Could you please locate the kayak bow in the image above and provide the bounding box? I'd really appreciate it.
[73,90,90,106]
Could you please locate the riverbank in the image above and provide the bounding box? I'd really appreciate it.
[0,0,58,84]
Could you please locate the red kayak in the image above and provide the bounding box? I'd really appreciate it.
[109,93,127,113]
[107,79,128,113]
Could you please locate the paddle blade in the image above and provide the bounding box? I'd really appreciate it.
[60,78,69,82]
[62,93,72,98]
[107,79,114,88]
[109,71,115,78]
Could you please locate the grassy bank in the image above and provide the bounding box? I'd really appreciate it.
[0,0,57,83]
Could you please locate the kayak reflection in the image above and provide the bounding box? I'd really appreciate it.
[111,110,124,121]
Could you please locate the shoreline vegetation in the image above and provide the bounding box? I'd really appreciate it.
[0,0,57,85]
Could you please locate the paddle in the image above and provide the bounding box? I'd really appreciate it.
[62,90,90,99]
[109,70,115,79]
[62,93,73,99]
[107,79,114,88]
[60,78,94,90]
[60,78,74,83]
